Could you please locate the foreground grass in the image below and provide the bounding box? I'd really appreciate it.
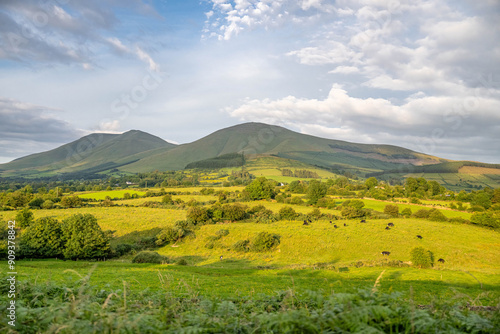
[9,260,500,306]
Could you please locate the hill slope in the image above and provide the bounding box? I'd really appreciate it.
[0,130,176,177]
[119,122,444,172]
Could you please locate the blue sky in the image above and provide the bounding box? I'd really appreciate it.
[0,0,499,164]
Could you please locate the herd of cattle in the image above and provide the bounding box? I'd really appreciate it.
[302,218,445,264]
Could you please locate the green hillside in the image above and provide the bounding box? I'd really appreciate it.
[0,130,175,177]
[118,122,442,173]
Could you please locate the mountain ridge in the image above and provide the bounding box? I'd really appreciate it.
[0,122,497,179]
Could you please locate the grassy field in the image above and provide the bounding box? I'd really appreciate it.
[12,259,499,306]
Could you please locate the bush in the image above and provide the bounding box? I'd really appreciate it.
[132,251,168,264]
[401,208,412,217]
[428,208,448,222]
[187,206,212,224]
[215,229,229,237]
[41,200,54,209]
[251,232,281,252]
[114,243,134,257]
[162,194,173,204]
[384,204,399,218]
[279,206,297,220]
[156,223,190,246]
[470,212,500,228]
[308,208,322,219]
[231,239,250,252]
[410,247,434,268]
[176,258,188,265]
[412,209,430,219]
[221,203,247,221]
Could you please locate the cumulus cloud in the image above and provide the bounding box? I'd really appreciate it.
[0,98,84,162]
[227,84,500,162]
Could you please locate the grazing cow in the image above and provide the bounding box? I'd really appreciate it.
[220,255,223,261]
[381,251,390,256]
[344,223,347,227]
[334,225,338,228]
[360,219,366,223]
[330,221,332,224]
[416,235,423,239]
[385,226,391,230]
[438,258,445,263]
[388,223,394,227]
[303,222,309,225]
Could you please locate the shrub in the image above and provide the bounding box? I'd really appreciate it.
[187,206,212,224]
[221,203,247,221]
[245,177,278,200]
[60,195,82,208]
[279,206,297,220]
[156,224,189,246]
[410,247,434,268]
[215,229,230,237]
[28,197,44,209]
[412,209,430,219]
[470,212,500,228]
[41,200,54,209]
[428,208,448,222]
[308,208,322,219]
[231,239,250,252]
[132,251,168,264]
[384,204,399,218]
[401,208,412,217]
[341,206,365,219]
[176,258,188,265]
[162,194,173,204]
[114,243,134,257]
[251,232,281,252]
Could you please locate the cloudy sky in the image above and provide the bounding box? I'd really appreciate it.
[0,0,499,164]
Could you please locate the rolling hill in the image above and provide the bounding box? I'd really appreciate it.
[1,122,499,188]
[0,130,175,178]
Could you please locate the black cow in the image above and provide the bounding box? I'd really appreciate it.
[330,221,332,224]
[220,255,223,261]
[438,258,445,263]
[387,222,394,227]
[416,235,423,239]
[381,251,390,256]
[385,226,391,230]
[344,223,347,227]
[303,222,309,225]
[334,225,338,228]
[360,219,366,223]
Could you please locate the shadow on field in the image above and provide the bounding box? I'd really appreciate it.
[170,255,208,266]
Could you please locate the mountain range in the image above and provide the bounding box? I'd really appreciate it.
[1,122,499,184]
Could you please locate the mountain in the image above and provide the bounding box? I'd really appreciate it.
[1,122,498,182]
[0,130,175,178]
[117,122,444,173]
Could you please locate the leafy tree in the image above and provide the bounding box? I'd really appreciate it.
[20,217,65,258]
[28,197,44,209]
[245,177,278,200]
[162,194,173,204]
[61,214,111,259]
[15,208,35,228]
[288,180,307,194]
[384,204,399,218]
[365,177,378,190]
[306,180,327,205]
[340,200,366,218]
[410,247,434,268]
[471,192,492,210]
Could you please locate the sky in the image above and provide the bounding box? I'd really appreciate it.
[0,0,499,164]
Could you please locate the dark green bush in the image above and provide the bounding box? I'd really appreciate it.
[428,208,448,222]
[132,251,168,264]
[251,232,281,252]
[412,209,430,219]
[384,204,399,218]
[231,239,250,252]
[279,206,297,220]
[114,243,134,256]
[410,247,434,268]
